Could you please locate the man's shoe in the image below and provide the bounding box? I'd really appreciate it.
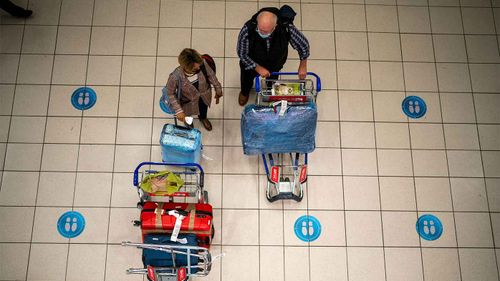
[238,91,249,106]
[200,118,212,131]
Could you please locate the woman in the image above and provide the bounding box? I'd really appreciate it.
[165,48,223,131]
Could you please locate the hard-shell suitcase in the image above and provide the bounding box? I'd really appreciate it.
[141,202,213,248]
[160,124,202,164]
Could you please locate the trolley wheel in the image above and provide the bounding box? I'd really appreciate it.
[211,224,215,239]
[203,190,209,204]
[136,202,143,210]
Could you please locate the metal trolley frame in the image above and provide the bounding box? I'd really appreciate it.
[133,161,207,207]
[122,241,213,281]
[254,72,321,202]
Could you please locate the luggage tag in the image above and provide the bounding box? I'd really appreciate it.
[272,100,288,116]
[168,210,188,244]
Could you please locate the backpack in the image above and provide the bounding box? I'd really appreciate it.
[160,54,216,115]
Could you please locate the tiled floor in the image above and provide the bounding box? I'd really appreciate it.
[1,0,500,280]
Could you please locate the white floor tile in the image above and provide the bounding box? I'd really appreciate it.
[0,207,35,242]
[451,177,489,211]
[483,151,500,177]
[70,207,110,243]
[307,176,344,210]
[17,54,54,84]
[78,144,115,172]
[346,211,383,246]
[222,174,258,209]
[193,1,225,29]
[284,247,310,281]
[260,246,285,281]
[0,243,30,280]
[478,125,500,150]
[74,172,112,207]
[37,172,75,206]
[344,176,380,210]
[90,27,125,55]
[380,177,416,211]
[21,25,57,54]
[222,209,259,245]
[93,0,126,26]
[27,243,68,281]
[45,117,81,143]
[32,207,69,243]
[342,148,378,176]
[41,144,79,171]
[339,91,373,121]
[0,171,38,206]
[382,211,420,246]
[59,0,93,26]
[8,116,46,143]
[334,4,367,32]
[221,246,259,281]
[459,248,499,281]
[126,0,159,27]
[455,212,494,247]
[66,244,106,281]
[56,26,91,55]
[422,248,461,281]
[385,248,424,281]
[347,247,386,281]
[340,122,375,148]
[5,143,43,171]
[124,27,158,56]
[107,208,141,243]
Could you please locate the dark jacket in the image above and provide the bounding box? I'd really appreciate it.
[245,8,291,71]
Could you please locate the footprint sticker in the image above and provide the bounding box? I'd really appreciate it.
[402,96,427,119]
[417,214,442,241]
[71,87,97,111]
[57,211,85,238]
[294,215,321,242]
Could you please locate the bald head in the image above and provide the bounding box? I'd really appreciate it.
[257,11,278,35]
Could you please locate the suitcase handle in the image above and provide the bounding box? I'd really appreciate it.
[255,72,321,93]
[133,161,204,187]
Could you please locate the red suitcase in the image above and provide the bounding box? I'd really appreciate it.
[141,202,213,248]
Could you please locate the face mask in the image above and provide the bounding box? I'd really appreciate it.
[256,28,271,39]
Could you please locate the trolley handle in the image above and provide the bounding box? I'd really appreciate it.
[133,161,204,187]
[254,72,321,93]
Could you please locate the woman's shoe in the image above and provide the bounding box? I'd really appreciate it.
[200,118,212,131]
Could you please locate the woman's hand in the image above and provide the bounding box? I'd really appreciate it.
[215,91,223,104]
[176,112,186,122]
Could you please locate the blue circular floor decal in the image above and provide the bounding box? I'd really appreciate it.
[71,87,96,110]
[402,96,426,119]
[57,211,85,238]
[416,214,443,241]
[294,215,321,242]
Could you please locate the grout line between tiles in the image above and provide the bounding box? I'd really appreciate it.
[460,0,500,279]
[430,1,464,279]
[24,0,64,279]
[331,2,351,280]
[102,0,129,279]
[364,1,388,280]
[395,2,429,280]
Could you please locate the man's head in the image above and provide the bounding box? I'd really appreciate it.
[256,11,278,38]
[178,48,203,75]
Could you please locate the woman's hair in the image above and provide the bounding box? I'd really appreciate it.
[178,48,203,71]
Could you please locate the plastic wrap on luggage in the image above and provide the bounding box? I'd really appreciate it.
[241,103,317,155]
[160,124,202,164]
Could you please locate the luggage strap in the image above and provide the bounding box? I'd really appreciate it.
[154,203,197,231]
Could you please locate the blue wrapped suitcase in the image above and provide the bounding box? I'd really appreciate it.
[160,124,202,164]
[142,233,199,272]
[241,103,318,155]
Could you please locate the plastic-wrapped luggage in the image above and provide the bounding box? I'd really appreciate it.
[160,124,202,164]
[142,233,199,271]
[241,103,318,155]
[141,202,213,248]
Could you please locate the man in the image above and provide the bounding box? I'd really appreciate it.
[0,0,32,18]
[236,6,310,106]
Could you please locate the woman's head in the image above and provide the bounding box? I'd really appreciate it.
[178,48,203,75]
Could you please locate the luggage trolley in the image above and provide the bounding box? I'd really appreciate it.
[121,241,213,281]
[253,72,321,202]
[133,161,208,207]
[125,161,216,281]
